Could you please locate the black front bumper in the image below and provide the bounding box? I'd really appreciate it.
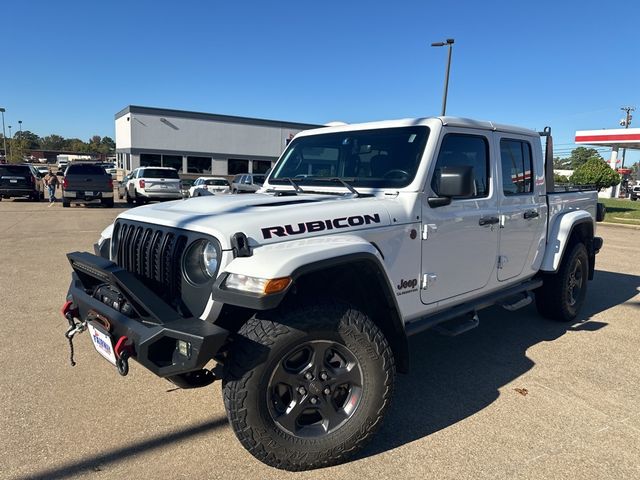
[66,251,229,377]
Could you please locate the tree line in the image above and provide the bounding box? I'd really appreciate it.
[0,131,115,163]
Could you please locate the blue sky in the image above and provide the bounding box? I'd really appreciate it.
[2,0,639,163]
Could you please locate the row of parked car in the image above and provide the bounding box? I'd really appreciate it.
[0,162,267,207]
[118,170,267,202]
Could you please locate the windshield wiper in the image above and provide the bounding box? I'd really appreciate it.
[306,177,361,197]
[276,177,304,193]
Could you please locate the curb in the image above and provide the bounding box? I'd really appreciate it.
[599,222,640,231]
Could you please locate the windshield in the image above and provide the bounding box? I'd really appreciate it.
[270,126,429,189]
[0,165,31,175]
[66,164,107,175]
[142,168,179,179]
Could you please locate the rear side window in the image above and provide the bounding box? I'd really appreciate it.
[66,164,107,175]
[252,175,265,185]
[500,139,533,195]
[141,168,179,179]
[0,165,31,176]
[431,134,490,198]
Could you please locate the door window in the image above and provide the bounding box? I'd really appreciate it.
[431,134,490,198]
[500,139,533,195]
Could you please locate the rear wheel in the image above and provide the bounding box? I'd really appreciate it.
[536,242,589,321]
[223,300,395,471]
[62,200,70,208]
[101,198,114,208]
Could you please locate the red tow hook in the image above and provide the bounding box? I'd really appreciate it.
[61,300,84,367]
[114,336,134,377]
[61,300,79,323]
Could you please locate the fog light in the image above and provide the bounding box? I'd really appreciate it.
[177,340,191,357]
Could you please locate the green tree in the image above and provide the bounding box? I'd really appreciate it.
[13,130,40,149]
[39,134,66,150]
[554,173,569,184]
[571,157,620,191]
[7,138,29,163]
[100,136,115,153]
[567,147,602,169]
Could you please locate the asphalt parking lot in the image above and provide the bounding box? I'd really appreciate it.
[1,198,639,480]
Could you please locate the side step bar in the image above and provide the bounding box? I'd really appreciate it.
[405,279,542,337]
[433,313,480,337]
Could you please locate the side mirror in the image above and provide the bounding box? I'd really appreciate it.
[428,166,475,207]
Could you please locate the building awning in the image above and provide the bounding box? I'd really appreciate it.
[575,128,640,149]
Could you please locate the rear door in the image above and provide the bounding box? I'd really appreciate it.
[496,135,547,281]
[420,130,499,304]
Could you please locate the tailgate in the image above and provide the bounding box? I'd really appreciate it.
[65,175,112,191]
[145,178,181,192]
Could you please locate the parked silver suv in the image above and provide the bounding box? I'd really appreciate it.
[230,173,265,193]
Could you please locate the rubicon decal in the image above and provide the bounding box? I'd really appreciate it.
[261,213,381,239]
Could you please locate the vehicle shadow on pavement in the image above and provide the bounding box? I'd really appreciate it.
[357,269,640,461]
[20,418,229,480]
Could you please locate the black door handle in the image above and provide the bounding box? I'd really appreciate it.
[479,216,499,226]
[524,210,539,220]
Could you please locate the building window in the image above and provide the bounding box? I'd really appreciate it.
[163,154,183,172]
[187,156,212,174]
[500,139,533,195]
[228,159,249,175]
[140,154,161,167]
[252,160,272,174]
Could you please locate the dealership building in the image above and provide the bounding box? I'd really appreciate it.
[114,105,320,176]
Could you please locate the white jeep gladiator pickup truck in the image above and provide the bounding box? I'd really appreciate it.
[61,117,605,471]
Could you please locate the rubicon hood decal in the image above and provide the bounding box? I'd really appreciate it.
[262,214,381,239]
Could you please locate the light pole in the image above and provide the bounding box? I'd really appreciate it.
[0,108,6,161]
[18,120,22,137]
[431,38,455,116]
[7,125,12,161]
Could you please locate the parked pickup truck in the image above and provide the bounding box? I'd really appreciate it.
[62,163,114,208]
[61,117,605,471]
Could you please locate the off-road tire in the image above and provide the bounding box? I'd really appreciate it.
[223,300,395,471]
[535,242,589,321]
[125,191,133,204]
[101,198,114,208]
[62,200,70,208]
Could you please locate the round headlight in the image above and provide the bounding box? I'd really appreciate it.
[202,241,219,277]
[184,239,220,285]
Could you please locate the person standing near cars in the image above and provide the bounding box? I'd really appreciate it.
[44,169,60,204]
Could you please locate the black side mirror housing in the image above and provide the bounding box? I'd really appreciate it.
[428,166,475,208]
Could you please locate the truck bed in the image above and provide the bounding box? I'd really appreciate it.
[548,190,598,228]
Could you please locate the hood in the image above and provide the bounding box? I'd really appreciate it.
[118,192,394,249]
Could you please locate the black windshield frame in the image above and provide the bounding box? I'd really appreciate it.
[269,126,429,189]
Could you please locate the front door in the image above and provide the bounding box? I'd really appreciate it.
[421,131,499,304]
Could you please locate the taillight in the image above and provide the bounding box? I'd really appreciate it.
[27,175,35,185]
[108,178,113,190]
[63,177,68,189]
[139,179,145,189]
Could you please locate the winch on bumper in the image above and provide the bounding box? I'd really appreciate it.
[64,251,229,384]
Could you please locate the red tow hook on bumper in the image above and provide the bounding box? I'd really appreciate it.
[114,336,134,377]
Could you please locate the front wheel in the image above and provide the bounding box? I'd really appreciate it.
[535,242,589,321]
[223,300,395,471]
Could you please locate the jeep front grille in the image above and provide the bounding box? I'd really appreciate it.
[113,221,188,305]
